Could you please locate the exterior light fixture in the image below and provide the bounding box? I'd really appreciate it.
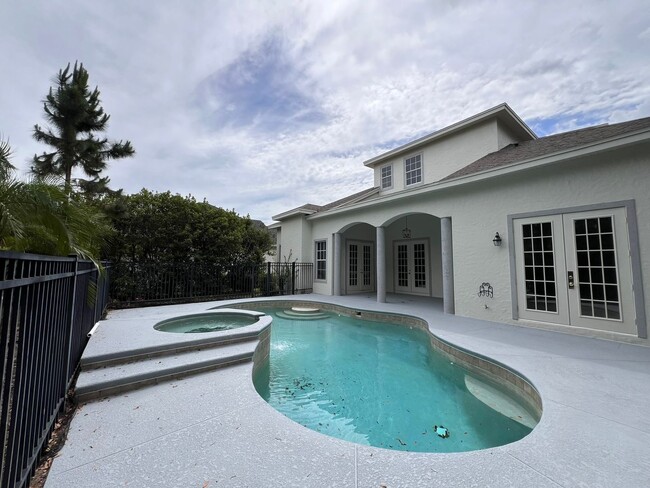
[402,217,412,239]
[493,232,502,247]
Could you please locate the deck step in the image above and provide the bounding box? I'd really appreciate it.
[81,329,259,370]
[75,341,257,402]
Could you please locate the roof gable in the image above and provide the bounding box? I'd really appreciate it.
[443,116,650,181]
[363,103,536,168]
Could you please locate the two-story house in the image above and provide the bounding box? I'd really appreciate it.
[270,103,650,343]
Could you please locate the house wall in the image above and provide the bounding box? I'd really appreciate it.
[373,119,502,192]
[276,215,311,262]
[496,119,523,149]
[445,143,650,340]
[308,140,650,342]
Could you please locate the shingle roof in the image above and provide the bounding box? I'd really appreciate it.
[442,116,650,181]
[272,188,377,221]
[318,187,378,211]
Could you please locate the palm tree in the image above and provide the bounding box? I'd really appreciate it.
[0,136,15,180]
[32,62,134,194]
[0,176,111,261]
[1,138,110,261]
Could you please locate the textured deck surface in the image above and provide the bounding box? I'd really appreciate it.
[46,294,650,488]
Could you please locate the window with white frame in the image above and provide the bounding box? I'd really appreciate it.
[405,154,422,186]
[315,240,327,280]
[381,164,393,189]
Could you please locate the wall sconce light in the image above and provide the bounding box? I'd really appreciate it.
[493,232,502,247]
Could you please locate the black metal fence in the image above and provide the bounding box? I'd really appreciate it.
[0,251,110,488]
[110,261,313,308]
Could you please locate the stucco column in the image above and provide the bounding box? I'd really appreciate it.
[333,232,342,296]
[441,217,455,314]
[376,226,386,303]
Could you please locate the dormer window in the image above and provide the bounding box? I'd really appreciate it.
[405,154,422,186]
[381,164,393,189]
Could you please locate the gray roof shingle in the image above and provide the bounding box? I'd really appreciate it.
[442,116,650,181]
[318,187,378,211]
[273,187,377,220]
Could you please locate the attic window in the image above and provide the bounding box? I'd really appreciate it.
[405,154,423,186]
[381,165,393,189]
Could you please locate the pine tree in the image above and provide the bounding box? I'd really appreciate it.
[32,62,134,193]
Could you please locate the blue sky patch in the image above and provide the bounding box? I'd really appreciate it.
[529,110,610,136]
[197,35,327,132]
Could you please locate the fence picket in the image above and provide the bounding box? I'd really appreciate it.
[109,262,313,308]
[0,252,109,488]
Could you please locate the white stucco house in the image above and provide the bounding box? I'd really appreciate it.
[269,103,650,344]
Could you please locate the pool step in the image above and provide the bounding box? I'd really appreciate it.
[464,375,537,429]
[75,340,257,403]
[275,309,331,320]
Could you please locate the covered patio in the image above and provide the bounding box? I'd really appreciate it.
[330,213,453,312]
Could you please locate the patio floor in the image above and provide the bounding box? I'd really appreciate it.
[45,293,650,487]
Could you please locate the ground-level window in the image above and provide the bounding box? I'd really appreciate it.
[381,164,392,189]
[405,154,422,186]
[315,240,327,280]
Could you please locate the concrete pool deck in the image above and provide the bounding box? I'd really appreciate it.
[46,294,650,487]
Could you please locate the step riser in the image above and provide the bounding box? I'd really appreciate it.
[76,354,253,403]
[82,334,258,370]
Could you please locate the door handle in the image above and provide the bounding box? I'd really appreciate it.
[567,271,574,289]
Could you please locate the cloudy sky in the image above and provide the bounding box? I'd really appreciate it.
[1,1,649,222]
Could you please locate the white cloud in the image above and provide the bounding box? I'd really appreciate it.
[1,0,649,222]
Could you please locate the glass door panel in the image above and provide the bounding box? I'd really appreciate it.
[347,241,374,293]
[393,240,430,295]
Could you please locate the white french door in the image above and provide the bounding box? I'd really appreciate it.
[393,239,430,295]
[514,208,636,335]
[347,241,374,293]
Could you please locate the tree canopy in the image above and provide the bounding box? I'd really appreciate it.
[31,61,134,194]
[104,189,272,268]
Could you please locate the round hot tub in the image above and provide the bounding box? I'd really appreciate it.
[154,311,261,334]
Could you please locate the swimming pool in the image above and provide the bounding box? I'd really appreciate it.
[252,307,540,453]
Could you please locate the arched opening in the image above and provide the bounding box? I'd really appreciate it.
[332,214,445,307]
[380,213,442,298]
[336,222,376,295]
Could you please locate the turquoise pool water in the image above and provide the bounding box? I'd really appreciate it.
[154,313,257,333]
[253,309,537,453]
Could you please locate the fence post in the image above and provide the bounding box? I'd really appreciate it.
[291,262,296,295]
[251,265,255,298]
[93,266,100,323]
[65,255,79,380]
[265,262,271,296]
[189,264,194,299]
